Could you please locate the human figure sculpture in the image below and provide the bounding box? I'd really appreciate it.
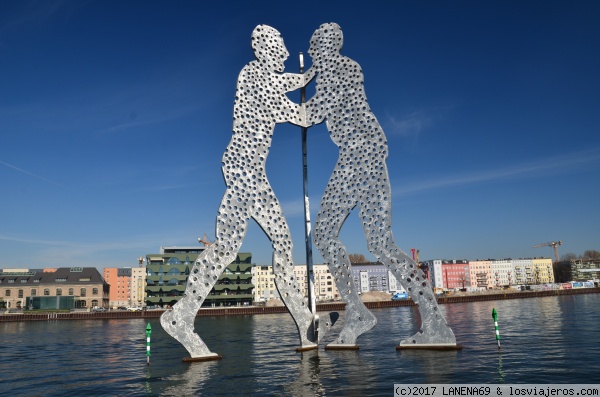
[161,25,333,359]
[305,23,457,348]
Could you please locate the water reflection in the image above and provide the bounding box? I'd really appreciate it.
[395,349,459,384]
[159,360,219,396]
[284,350,325,396]
[497,351,505,383]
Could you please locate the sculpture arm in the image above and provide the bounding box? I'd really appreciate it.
[282,67,316,92]
[275,99,307,127]
[304,94,326,126]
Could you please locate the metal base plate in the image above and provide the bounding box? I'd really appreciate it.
[296,345,318,352]
[325,344,360,350]
[182,354,223,362]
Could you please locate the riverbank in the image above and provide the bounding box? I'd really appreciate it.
[1,287,598,322]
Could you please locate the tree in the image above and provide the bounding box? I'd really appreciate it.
[561,252,577,261]
[348,253,366,263]
[583,250,600,260]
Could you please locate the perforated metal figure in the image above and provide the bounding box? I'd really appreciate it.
[306,23,456,348]
[161,25,333,359]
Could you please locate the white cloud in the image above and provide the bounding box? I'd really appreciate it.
[385,111,427,137]
[0,159,73,191]
[395,147,600,196]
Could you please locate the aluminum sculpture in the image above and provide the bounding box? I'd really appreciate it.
[161,23,458,361]
[306,23,457,348]
[160,25,333,361]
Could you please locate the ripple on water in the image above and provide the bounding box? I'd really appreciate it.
[2,294,600,396]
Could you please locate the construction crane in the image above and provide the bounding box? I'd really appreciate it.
[412,248,429,281]
[532,241,562,262]
[198,233,213,246]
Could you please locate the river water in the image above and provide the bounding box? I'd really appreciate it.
[2,294,599,396]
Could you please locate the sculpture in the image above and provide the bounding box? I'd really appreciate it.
[305,23,457,348]
[160,25,334,361]
[161,22,458,360]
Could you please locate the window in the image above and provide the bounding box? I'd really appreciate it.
[56,288,62,296]
[80,288,86,297]
[92,288,98,295]
[56,278,67,282]
[18,290,23,298]
[167,257,182,265]
[69,288,74,295]
[44,288,50,296]
[31,289,37,296]
[6,289,11,296]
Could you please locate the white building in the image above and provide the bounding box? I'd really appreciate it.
[252,263,341,303]
[490,259,515,287]
[130,266,146,307]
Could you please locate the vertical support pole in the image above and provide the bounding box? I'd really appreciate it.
[146,323,152,365]
[492,308,501,349]
[299,52,317,337]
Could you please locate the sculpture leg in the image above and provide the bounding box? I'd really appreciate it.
[161,199,247,359]
[273,252,336,347]
[363,210,456,346]
[160,244,223,359]
[255,199,335,348]
[313,206,376,348]
[386,252,456,346]
[358,162,456,347]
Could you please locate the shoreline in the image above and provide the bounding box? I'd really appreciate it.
[1,287,598,323]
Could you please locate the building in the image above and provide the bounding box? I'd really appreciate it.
[313,264,339,300]
[0,267,109,310]
[532,258,554,284]
[554,259,600,283]
[425,259,470,290]
[468,260,493,290]
[103,268,132,309]
[260,261,407,300]
[513,258,532,285]
[145,246,254,308]
[491,259,514,288]
[271,263,341,302]
[253,263,342,303]
[351,262,405,294]
[207,254,253,307]
[424,260,443,289]
[131,265,146,308]
[252,264,278,302]
[102,263,147,309]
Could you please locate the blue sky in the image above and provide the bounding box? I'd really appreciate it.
[1,1,599,270]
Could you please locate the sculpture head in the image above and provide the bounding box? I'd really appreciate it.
[251,24,289,72]
[308,22,343,60]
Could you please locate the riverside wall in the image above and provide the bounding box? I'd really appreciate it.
[1,287,598,323]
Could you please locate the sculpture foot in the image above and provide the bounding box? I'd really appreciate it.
[160,308,216,358]
[329,308,377,346]
[316,312,339,344]
[398,323,457,347]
